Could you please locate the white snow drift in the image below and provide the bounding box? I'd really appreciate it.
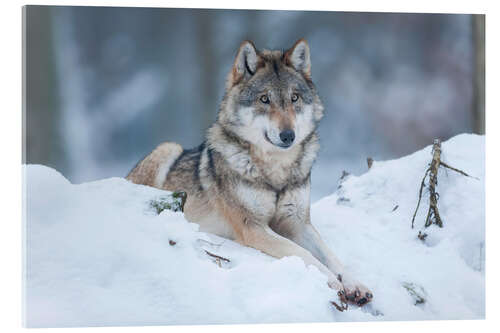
[23,134,485,327]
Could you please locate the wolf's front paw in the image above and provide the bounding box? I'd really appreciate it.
[338,276,373,306]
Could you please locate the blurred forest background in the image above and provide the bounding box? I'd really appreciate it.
[24,6,485,201]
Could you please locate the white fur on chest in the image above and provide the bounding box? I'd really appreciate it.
[226,145,304,189]
[252,145,302,188]
[235,182,276,222]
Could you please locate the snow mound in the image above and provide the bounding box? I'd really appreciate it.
[23,134,485,327]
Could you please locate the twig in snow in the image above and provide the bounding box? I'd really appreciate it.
[367,157,374,170]
[340,170,350,181]
[331,275,350,312]
[417,231,427,242]
[204,250,230,267]
[402,282,427,305]
[331,299,348,312]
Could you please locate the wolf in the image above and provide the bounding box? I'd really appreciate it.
[127,39,373,306]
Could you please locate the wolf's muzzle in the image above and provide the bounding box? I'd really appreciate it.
[279,130,295,147]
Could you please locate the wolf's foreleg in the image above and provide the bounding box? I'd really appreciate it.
[272,186,373,305]
[240,223,344,291]
[216,197,342,289]
[277,221,373,305]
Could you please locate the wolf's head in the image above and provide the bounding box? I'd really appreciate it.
[217,39,324,151]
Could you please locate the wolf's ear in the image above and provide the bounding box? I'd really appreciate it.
[230,40,258,86]
[285,39,311,78]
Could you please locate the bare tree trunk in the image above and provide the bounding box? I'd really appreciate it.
[472,15,485,134]
[24,6,63,168]
[196,9,218,132]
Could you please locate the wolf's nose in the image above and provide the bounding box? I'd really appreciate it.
[279,130,295,146]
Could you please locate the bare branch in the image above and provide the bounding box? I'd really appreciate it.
[367,157,374,169]
[411,167,430,229]
[411,139,476,233]
[204,250,230,268]
[440,161,478,179]
[331,300,348,312]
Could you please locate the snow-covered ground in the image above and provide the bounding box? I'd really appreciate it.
[23,134,485,327]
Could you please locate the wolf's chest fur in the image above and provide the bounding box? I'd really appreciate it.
[208,125,318,194]
[251,146,301,186]
[224,144,302,189]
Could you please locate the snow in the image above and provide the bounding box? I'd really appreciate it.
[23,134,485,327]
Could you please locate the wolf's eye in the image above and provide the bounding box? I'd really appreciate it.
[260,94,270,104]
[291,93,299,103]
